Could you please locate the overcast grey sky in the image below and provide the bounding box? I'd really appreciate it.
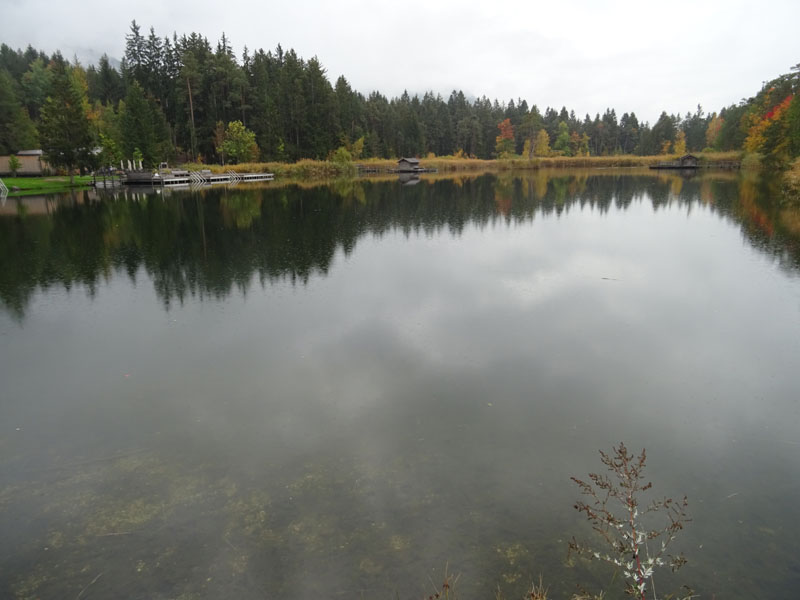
[3,0,798,124]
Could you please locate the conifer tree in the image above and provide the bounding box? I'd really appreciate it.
[553,121,571,155]
[39,62,93,182]
[0,68,38,153]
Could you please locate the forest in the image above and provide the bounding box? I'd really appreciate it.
[0,21,798,171]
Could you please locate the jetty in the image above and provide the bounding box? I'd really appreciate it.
[649,154,740,170]
[120,163,273,186]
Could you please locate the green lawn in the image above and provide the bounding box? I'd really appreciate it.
[1,175,95,196]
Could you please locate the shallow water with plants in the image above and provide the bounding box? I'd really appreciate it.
[1,169,799,599]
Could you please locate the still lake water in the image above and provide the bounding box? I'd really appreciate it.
[1,169,799,599]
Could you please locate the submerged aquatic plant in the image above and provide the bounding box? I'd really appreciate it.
[569,443,692,600]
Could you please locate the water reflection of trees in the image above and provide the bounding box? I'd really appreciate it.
[1,171,798,318]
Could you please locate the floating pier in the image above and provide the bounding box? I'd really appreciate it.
[122,168,274,187]
[649,153,740,170]
[649,161,740,170]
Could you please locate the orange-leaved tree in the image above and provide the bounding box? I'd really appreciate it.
[495,118,515,157]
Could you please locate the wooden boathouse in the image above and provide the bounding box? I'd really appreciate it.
[393,158,436,173]
[397,158,421,172]
[650,154,707,170]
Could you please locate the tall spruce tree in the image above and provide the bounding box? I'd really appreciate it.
[0,68,38,153]
[120,81,172,167]
[39,62,93,181]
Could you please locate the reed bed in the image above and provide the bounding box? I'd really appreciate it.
[181,151,743,181]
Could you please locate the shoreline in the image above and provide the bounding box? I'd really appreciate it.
[0,152,749,197]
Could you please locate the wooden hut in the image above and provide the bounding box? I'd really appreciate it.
[396,157,420,173]
[0,149,50,175]
[679,154,699,168]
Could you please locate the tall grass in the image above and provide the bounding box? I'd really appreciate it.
[181,151,743,182]
[181,159,357,180]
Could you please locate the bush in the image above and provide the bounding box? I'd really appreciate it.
[8,155,21,176]
[330,146,353,164]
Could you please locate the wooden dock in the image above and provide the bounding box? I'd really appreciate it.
[388,167,438,174]
[649,160,740,170]
[122,169,274,187]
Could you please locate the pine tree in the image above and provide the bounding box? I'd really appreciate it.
[20,57,52,120]
[553,121,571,156]
[124,20,146,85]
[119,81,172,167]
[39,62,93,182]
[0,68,38,153]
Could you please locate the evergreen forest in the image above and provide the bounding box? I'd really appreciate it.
[1,22,798,171]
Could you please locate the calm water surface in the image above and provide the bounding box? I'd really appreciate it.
[1,170,799,599]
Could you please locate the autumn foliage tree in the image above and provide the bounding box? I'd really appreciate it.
[495,118,515,157]
[787,95,800,158]
[743,90,796,167]
[705,113,724,149]
[533,129,551,157]
[673,130,687,155]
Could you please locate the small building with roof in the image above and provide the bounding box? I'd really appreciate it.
[0,150,50,175]
[396,157,421,173]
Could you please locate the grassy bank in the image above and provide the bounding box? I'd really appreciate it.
[184,151,743,180]
[0,151,745,198]
[183,159,358,180]
[1,176,94,196]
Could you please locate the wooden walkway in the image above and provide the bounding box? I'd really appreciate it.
[122,169,274,187]
[357,164,438,175]
[650,161,740,170]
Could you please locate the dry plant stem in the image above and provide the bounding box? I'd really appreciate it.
[424,564,459,600]
[569,443,690,600]
[628,484,646,600]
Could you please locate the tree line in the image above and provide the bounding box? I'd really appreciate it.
[0,23,798,172]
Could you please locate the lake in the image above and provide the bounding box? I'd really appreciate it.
[1,169,799,599]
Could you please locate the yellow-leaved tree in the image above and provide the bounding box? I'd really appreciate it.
[673,130,687,155]
[533,129,551,157]
[705,114,724,149]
